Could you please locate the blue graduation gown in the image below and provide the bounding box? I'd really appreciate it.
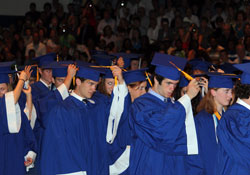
[40,96,90,175]
[216,103,250,174]
[31,81,51,152]
[129,93,196,175]
[0,95,37,175]
[194,110,218,175]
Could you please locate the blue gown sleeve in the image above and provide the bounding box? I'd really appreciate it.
[130,98,188,155]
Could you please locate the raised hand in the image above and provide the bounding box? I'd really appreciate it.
[186,78,200,100]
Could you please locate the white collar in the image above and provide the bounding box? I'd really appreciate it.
[70,91,95,104]
[236,98,250,110]
[40,79,52,88]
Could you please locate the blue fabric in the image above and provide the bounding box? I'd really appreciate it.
[40,96,90,175]
[233,63,250,84]
[41,95,111,175]
[0,95,37,175]
[216,103,250,174]
[129,93,191,175]
[194,110,218,175]
[76,66,101,82]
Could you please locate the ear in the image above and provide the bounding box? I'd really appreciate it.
[38,68,43,75]
[75,78,82,86]
[210,89,217,97]
[153,76,158,86]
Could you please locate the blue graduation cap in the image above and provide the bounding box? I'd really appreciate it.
[179,75,189,87]
[92,54,115,66]
[32,53,56,68]
[110,53,142,68]
[189,59,211,72]
[208,73,236,88]
[0,62,17,84]
[0,61,16,73]
[76,66,101,82]
[103,69,113,79]
[151,53,187,80]
[49,62,68,78]
[123,68,147,85]
[219,63,238,74]
[233,63,250,84]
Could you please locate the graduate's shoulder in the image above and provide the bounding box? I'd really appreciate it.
[222,103,250,125]
[195,110,211,122]
[133,93,163,106]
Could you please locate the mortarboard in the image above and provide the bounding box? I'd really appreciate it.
[123,68,147,85]
[92,54,115,66]
[50,62,68,78]
[110,53,142,68]
[0,62,17,83]
[32,53,56,68]
[233,63,250,84]
[76,66,101,82]
[103,69,113,79]
[189,59,211,72]
[151,53,187,80]
[219,63,238,74]
[208,72,236,89]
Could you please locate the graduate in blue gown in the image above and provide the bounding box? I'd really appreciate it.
[109,68,148,175]
[215,63,250,174]
[41,65,126,175]
[129,53,200,175]
[194,73,235,175]
[38,62,77,128]
[0,65,37,175]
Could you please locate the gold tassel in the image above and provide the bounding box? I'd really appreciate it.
[145,72,153,87]
[169,61,193,81]
[36,66,39,81]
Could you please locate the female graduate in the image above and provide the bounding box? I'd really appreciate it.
[195,73,235,175]
[0,65,37,175]
[109,68,148,175]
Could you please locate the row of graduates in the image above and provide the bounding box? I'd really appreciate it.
[0,52,250,175]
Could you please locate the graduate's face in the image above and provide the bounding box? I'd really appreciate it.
[155,78,179,98]
[54,77,65,88]
[39,68,53,85]
[104,78,115,95]
[128,81,147,102]
[0,83,8,97]
[78,79,98,98]
[212,88,233,107]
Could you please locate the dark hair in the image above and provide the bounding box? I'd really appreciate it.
[235,83,250,99]
[152,74,165,85]
[97,78,110,96]
[76,77,87,82]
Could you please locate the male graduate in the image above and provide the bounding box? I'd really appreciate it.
[216,62,250,174]
[129,53,200,175]
[38,62,77,128]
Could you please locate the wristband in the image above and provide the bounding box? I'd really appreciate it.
[19,78,26,82]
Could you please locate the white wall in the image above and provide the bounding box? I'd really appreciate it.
[0,0,72,16]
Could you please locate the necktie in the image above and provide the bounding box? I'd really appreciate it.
[82,99,89,105]
[48,85,51,91]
